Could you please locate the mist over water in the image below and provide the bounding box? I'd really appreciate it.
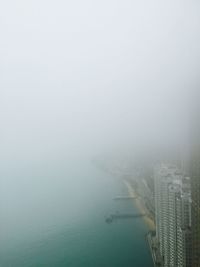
[0,159,153,266]
[1,0,200,266]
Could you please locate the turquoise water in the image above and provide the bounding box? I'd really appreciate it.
[0,159,153,267]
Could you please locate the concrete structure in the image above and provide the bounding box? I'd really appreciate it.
[188,90,200,267]
[154,165,192,267]
[189,146,200,267]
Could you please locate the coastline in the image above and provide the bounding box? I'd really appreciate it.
[123,180,155,231]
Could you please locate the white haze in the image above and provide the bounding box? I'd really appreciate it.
[1,0,200,252]
[1,0,200,161]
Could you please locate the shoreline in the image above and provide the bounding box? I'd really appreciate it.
[123,179,156,231]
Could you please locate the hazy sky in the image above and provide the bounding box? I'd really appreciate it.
[1,0,200,162]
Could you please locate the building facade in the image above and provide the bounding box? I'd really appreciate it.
[188,92,200,267]
[190,145,200,267]
[154,165,192,267]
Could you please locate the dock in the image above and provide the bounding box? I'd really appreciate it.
[105,213,146,223]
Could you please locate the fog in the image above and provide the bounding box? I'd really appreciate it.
[1,1,200,265]
[1,0,200,164]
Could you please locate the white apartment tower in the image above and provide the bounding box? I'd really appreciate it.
[154,165,192,267]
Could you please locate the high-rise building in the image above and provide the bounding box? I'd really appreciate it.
[188,90,200,267]
[190,145,200,267]
[154,165,192,267]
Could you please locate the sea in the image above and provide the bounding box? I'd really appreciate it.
[0,158,153,267]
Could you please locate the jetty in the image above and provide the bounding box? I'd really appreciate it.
[105,213,146,223]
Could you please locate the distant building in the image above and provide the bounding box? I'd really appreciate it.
[154,165,192,267]
[188,91,200,267]
[189,145,200,267]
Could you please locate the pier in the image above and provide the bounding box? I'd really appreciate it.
[105,213,146,223]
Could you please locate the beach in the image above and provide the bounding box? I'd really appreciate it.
[123,180,156,231]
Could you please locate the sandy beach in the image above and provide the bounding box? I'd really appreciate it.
[123,180,155,231]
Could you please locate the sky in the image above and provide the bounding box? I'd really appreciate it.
[1,0,200,163]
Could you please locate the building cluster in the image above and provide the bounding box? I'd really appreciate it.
[152,158,200,267]
[98,142,200,267]
[154,165,192,267]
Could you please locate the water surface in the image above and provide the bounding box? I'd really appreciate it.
[0,159,153,267]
